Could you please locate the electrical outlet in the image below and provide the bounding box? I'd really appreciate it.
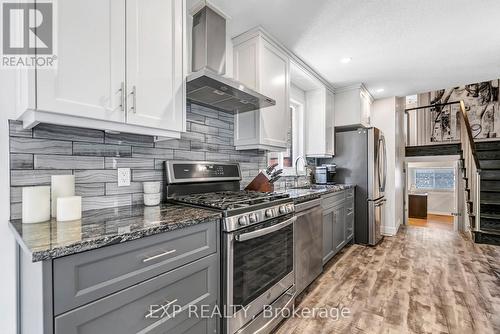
[117,168,131,187]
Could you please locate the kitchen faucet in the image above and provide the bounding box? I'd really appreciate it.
[294,156,308,188]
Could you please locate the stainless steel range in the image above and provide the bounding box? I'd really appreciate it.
[165,161,296,334]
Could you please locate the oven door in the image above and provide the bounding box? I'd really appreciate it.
[224,215,295,334]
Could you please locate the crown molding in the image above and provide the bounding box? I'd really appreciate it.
[232,26,336,93]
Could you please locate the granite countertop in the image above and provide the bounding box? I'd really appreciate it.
[281,184,354,204]
[9,204,222,262]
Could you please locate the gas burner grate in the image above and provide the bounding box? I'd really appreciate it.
[172,191,290,211]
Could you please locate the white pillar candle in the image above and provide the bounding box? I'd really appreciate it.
[56,196,82,222]
[22,186,51,224]
[51,175,75,218]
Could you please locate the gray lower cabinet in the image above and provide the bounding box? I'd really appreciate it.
[55,254,218,334]
[333,204,346,253]
[53,222,217,315]
[322,207,335,263]
[322,189,355,265]
[19,222,220,334]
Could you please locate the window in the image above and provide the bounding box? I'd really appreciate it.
[414,168,455,190]
[267,99,304,174]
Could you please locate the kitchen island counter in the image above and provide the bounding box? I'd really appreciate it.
[10,204,221,262]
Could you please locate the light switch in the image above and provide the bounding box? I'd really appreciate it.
[117,168,131,187]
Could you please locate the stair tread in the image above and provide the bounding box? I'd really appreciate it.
[475,229,500,236]
[481,199,500,205]
[480,213,500,219]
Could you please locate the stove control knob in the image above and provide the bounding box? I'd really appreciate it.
[286,204,295,213]
[279,206,287,214]
[265,209,274,218]
[238,216,249,226]
[249,213,258,223]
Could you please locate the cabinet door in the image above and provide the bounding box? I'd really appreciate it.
[345,207,354,241]
[258,40,289,149]
[325,90,335,156]
[55,254,218,334]
[37,0,125,122]
[333,205,346,252]
[322,209,334,264]
[126,0,185,132]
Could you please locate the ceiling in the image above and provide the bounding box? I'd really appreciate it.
[188,0,500,99]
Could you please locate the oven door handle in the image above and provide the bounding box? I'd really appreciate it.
[235,217,296,242]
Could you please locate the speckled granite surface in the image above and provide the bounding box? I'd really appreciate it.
[282,184,354,204]
[9,204,221,262]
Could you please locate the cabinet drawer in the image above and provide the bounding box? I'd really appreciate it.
[346,188,354,199]
[321,191,345,209]
[54,222,217,315]
[55,254,218,334]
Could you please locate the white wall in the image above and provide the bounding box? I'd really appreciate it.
[371,96,405,236]
[407,160,457,216]
[0,69,20,333]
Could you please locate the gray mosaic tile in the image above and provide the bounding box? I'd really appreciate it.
[82,194,132,211]
[105,132,154,147]
[190,123,218,135]
[131,147,173,159]
[75,170,118,183]
[104,157,154,170]
[10,154,33,169]
[132,170,163,182]
[75,183,106,197]
[105,182,143,195]
[10,187,22,203]
[34,155,104,170]
[154,139,190,150]
[73,142,131,157]
[34,123,104,143]
[9,120,32,138]
[10,137,73,155]
[11,170,73,186]
[173,150,205,161]
[205,117,230,129]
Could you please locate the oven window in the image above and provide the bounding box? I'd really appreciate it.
[233,223,293,308]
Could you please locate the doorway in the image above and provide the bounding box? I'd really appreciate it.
[404,158,462,232]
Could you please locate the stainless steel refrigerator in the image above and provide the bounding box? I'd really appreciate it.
[333,127,387,245]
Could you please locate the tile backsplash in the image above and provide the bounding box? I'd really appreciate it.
[9,103,267,219]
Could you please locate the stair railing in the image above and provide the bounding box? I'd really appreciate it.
[458,101,481,232]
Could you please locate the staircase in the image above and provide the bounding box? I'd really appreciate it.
[473,141,500,245]
[405,100,500,246]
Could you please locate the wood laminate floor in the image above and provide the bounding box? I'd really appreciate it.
[275,226,500,334]
[408,214,454,231]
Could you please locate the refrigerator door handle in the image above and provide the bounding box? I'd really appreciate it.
[378,137,387,193]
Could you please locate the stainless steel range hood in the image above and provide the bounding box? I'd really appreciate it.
[187,6,275,113]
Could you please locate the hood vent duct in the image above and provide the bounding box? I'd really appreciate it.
[186,6,275,113]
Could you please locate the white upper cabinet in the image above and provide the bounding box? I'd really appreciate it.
[305,87,335,157]
[36,0,126,123]
[233,28,290,151]
[126,0,186,133]
[334,84,373,128]
[290,62,335,158]
[20,0,186,138]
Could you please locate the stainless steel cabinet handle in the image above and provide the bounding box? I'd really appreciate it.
[142,249,176,263]
[235,217,296,242]
[129,85,137,114]
[145,298,178,319]
[119,82,125,111]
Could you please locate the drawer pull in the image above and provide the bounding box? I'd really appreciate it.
[145,298,178,319]
[142,249,177,263]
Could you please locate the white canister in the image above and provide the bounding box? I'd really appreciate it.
[56,196,82,222]
[51,175,75,217]
[143,181,161,194]
[144,193,161,206]
[22,186,51,224]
